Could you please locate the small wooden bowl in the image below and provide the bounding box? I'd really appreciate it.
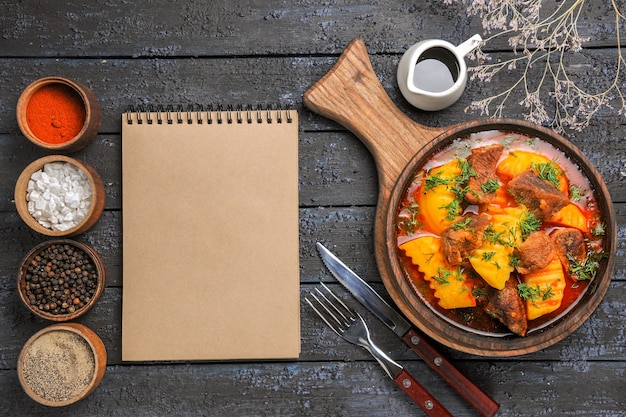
[14,155,105,236]
[16,76,101,152]
[17,239,106,322]
[17,323,107,406]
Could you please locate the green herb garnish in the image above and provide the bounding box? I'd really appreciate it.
[483,224,505,245]
[481,178,500,194]
[517,283,555,303]
[451,217,473,231]
[519,210,541,240]
[458,159,477,183]
[433,266,463,285]
[569,185,584,202]
[472,287,486,298]
[566,251,608,281]
[424,171,452,192]
[591,222,606,237]
[484,224,518,247]
[481,251,496,261]
[532,161,563,189]
[442,198,462,221]
[433,267,452,285]
[398,202,422,234]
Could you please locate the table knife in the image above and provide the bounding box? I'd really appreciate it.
[316,242,500,417]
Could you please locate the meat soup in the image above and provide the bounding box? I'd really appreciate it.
[394,130,607,336]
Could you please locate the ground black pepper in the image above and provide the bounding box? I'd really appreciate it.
[23,243,98,316]
[20,329,95,402]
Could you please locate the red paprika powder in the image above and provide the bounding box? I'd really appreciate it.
[25,84,86,144]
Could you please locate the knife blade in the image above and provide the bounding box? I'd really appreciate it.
[316,242,500,417]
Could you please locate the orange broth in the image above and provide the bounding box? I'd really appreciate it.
[394,130,606,336]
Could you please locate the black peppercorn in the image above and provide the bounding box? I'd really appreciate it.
[21,243,99,317]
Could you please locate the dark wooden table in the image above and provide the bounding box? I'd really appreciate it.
[1,1,624,416]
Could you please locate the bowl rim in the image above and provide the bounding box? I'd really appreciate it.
[14,154,105,237]
[17,238,106,322]
[383,118,617,356]
[17,322,107,407]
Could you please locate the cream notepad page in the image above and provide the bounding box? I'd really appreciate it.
[121,109,300,361]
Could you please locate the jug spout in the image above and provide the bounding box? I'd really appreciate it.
[455,34,482,57]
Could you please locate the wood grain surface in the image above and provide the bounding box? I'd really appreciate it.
[1,1,624,416]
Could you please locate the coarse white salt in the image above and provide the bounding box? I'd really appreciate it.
[26,162,92,232]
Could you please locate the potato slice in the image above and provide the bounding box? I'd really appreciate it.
[520,257,566,320]
[469,207,524,290]
[549,203,589,233]
[400,236,476,309]
[417,160,463,235]
[497,150,569,194]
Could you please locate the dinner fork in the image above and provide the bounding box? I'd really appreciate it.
[306,284,453,417]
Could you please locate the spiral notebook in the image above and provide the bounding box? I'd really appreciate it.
[121,105,300,361]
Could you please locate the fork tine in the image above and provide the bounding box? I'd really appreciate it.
[311,290,344,327]
[305,294,343,335]
[313,287,350,326]
[306,283,359,335]
[319,282,356,321]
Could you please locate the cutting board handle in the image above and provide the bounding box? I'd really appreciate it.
[303,38,450,357]
[303,38,446,194]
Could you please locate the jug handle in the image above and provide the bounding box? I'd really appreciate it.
[455,34,483,57]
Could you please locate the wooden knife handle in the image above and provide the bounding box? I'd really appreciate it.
[402,328,500,417]
[394,369,453,417]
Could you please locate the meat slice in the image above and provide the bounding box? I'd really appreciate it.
[465,144,504,204]
[441,214,491,265]
[551,227,586,278]
[507,171,570,221]
[515,231,557,274]
[485,276,528,336]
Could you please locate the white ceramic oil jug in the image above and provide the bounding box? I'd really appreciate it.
[397,34,482,111]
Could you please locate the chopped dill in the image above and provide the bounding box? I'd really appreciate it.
[517,283,555,303]
[451,183,469,200]
[424,252,436,264]
[567,251,608,281]
[531,161,563,189]
[433,266,463,285]
[569,185,584,202]
[525,137,538,148]
[442,198,462,221]
[481,178,500,194]
[519,210,541,240]
[481,251,496,261]
[483,225,501,244]
[451,216,473,231]
[458,159,477,183]
[472,287,486,298]
[484,225,506,246]
[591,222,606,237]
[398,202,421,234]
[424,171,452,192]
[455,266,465,282]
[502,135,516,147]
[433,267,452,285]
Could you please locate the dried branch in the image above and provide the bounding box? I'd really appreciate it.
[444,0,626,132]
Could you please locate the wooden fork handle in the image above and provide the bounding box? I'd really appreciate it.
[401,329,500,417]
[393,369,453,417]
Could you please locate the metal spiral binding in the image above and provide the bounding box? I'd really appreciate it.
[125,104,293,124]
